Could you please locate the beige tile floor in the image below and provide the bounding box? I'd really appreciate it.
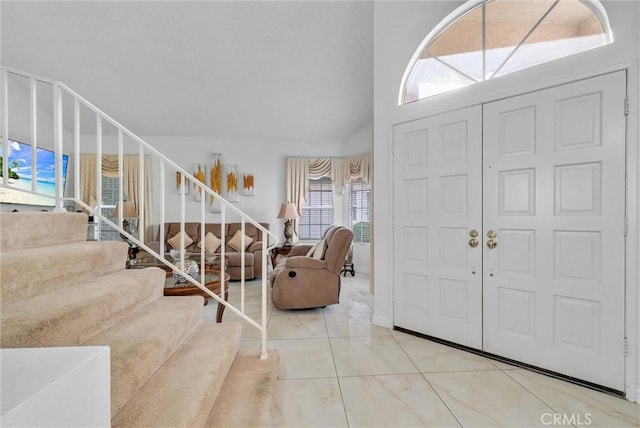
[203,274,640,428]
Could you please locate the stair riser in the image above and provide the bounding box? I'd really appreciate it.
[113,323,242,427]
[0,212,88,252]
[83,296,206,416]
[1,268,166,348]
[1,241,129,305]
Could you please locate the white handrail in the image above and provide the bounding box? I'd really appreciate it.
[0,66,278,359]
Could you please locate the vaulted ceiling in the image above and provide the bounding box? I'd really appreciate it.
[1,1,373,141]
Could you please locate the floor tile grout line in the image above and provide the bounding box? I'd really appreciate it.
[324,299,352,427]
[501,369,569,424]
[419,372,465,428]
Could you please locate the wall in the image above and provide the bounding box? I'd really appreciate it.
[373,0,639,399]
[73,122,371,255]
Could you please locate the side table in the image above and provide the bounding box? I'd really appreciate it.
[270,245,294,268]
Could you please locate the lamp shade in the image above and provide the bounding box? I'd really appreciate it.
[112,202,138,218]
[277,202,299,220]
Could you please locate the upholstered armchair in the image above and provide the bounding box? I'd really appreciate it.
[271,226,354,309]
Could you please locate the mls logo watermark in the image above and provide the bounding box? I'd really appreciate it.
[541,412,592,426]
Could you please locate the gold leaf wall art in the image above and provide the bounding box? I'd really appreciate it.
[243,173,254,196]
[193,164,206,202]
[210,153,222,212]
[226,164,238,202]
[176,171,189,194]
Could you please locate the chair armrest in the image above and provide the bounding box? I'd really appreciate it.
[285,256,327,269]
[248,241,263,252]
[288,245,312,257]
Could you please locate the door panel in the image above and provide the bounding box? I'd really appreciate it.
[393,105,483,349]
[482,71,627,390]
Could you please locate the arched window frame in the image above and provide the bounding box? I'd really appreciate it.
[398,0,613,105]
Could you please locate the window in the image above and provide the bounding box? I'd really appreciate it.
[99,176,121,241]
[400,0,611,103]
[349,179,371,243]
[299,177,334,240]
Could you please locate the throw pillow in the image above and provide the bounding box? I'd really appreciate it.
[311,239,327,260]
[306,241,320,257]
[228,230,254,252]
[167,231,194,250]
[197,232,222,254]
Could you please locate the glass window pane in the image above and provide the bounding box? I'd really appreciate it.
[404,56,475,102]
[484,0,557,78]
[426,5,484,80]
[496,0,608,77]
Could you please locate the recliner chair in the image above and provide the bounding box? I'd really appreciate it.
[271,226,354,309]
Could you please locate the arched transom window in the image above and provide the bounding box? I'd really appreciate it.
[400,0,612,104]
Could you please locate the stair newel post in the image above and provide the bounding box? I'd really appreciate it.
[1,70,9,187]
[53,83,65,212]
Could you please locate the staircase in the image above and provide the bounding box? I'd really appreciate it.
[1,203,278,426]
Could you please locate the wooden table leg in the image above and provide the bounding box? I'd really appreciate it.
[216,290,229,323]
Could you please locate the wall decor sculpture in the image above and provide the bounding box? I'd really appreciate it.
[226,164,238,202]
[210,153,223,212]
[243,173,254,196]
[193,164,206,202]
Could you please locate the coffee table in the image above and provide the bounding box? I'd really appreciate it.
[164,270,230,323]
[128,256,230,322]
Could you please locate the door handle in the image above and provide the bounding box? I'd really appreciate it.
[469,238,479,248]
[487,239,497,249]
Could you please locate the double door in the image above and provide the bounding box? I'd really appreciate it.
[393,71,627,390]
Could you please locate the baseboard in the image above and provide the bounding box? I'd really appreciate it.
[372,313,392,329]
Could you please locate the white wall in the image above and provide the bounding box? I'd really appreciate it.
[75,125,371,248]
[373,0,639,399]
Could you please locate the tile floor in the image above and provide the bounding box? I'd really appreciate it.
[202,274,640,427]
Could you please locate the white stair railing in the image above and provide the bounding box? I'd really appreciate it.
[0,66,277,359]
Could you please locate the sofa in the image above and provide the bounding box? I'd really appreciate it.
[271,226,353,309]
[147,222,269,280]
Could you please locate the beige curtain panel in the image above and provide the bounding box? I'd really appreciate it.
[80,153,152,240]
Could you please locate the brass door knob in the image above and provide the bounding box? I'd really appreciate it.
[487,239,497,249]
[469,238,479,248]
[487,230,497,239]
[469,229,478,238]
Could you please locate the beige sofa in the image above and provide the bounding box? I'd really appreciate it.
[148,222,269,280]
[271,226,353,309]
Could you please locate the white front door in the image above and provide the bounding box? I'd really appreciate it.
[393,105,483,349]
[482,71,627,390]
[392,71,627,391]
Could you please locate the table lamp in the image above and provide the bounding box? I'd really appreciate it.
[277,202,299,247]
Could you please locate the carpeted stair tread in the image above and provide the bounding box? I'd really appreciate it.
[0,267,166,348]
[82,295,206,416]
[112,322,242,428]
[0,212,88,252]
[1,240,129,305]
[205,349,280,428]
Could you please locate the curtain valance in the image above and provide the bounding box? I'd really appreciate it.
[286,153,372,217]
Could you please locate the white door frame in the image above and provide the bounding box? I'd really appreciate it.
[389,63,640,401]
